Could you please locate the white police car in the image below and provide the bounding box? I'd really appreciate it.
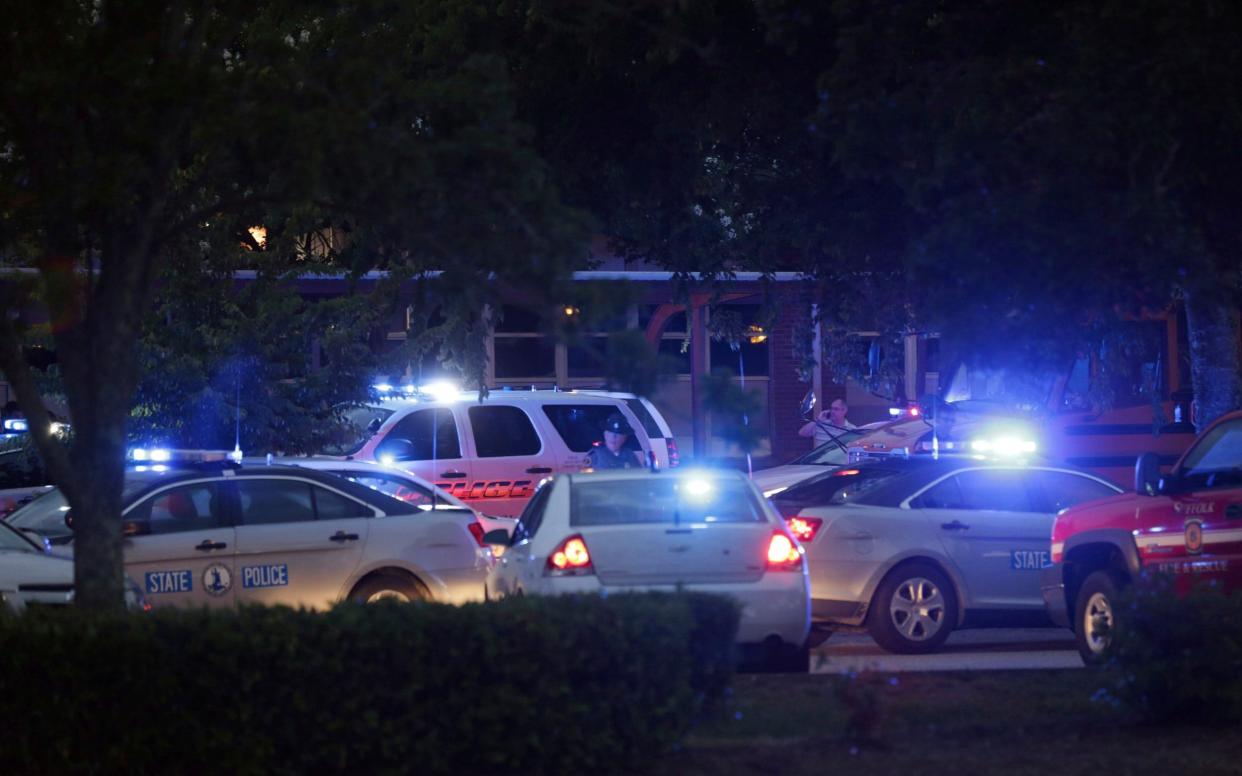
[484,468,812,671]
[320,386,662,517]
[5,451,490,608]
[771,456,1121,653]
[0,518,146,612]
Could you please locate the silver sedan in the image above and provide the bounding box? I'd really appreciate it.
[770,457,1121,653]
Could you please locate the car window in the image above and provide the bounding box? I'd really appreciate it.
[571,477,763,526]
[1032,471,1119,513]
[340,473,437,507]
[941,470,1034,512]
[237,480,316,525]
[773,467,900,511]
[624,399,664,438]
[382,408,461,460]
[789,431,867,465]
[542,405,625,453]
[320,405,395,456]
[510,480,553,543]
[313,486,374,519]
[914,477,965,509]
[1179,417,1242,489]
[469,405,541,457]
[129,483,221,534]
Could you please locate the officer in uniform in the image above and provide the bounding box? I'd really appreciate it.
[584,413,646,470]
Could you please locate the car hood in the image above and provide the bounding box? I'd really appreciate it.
[0,549,73,588]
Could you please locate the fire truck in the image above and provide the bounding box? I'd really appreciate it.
[848,315,1197,486]
[1042,409,1242,661]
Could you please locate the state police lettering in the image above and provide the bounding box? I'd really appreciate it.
[242,564,290,588]
[1010,550,1051,570]
[145,570,192,594]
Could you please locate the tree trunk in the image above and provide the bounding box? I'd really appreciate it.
[1183,290,1242,430]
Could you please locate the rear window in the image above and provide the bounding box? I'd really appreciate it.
[773,467,903,511]
[469,405,542,457]
[571,477,763,526]
[624,399,664,439]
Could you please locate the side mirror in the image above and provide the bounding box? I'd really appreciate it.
[799,391,816,418]
[1135,452,1162,496]
[481,528,510,547]
[122,519,151,537]
[374,437,416,461]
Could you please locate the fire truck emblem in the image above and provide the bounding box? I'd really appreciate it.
[1184,519,1204,555]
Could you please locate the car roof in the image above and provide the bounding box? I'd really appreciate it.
[785,455,1117,508]
[121,463,422,514]
[372,391,632,409]
[566,468,747,484]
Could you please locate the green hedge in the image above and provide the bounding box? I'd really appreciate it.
[1104,577,1242,723]
[0,592,738,774]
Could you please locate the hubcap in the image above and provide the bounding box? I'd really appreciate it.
[889,576,946,641]
[1083,591,1113,653]
[365,589,410,604]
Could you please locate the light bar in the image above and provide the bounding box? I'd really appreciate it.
[3,418,29,432]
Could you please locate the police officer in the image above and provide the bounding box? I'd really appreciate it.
[584,413,646,470]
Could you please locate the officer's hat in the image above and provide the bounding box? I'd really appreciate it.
[602,412,633,435]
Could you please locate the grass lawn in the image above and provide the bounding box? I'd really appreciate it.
[644,668,1242,775]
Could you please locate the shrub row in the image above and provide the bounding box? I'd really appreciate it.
[0,592,738,774]
[1104,577,1242,723]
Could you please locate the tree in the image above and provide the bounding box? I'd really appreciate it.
[0,0,586,609]
[817,0,1242,422]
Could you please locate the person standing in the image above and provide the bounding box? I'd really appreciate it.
[799,398,856,448]
[584,413,646,470]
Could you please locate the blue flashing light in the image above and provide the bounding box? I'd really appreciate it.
[3,418,29,432]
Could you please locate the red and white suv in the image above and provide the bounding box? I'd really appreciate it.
[1043,409,1242,661]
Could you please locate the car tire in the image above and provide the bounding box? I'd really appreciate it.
[867,563,957,654]
[349,573,427,604]
[1074,570,1120,664]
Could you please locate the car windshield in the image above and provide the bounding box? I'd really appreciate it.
[571,476,764,526]
[789,430,868,465]
[318,406,394,456]
[0,519,40,552]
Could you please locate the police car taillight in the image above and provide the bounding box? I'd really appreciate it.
[766,532,803,571]
[786,516,823,543]
[467,521,486,547]
[545,535,594,576]
[667,438,681,468]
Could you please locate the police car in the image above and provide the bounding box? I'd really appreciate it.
[0,518,146,613]
[5,451,490,608]
[320,385,664,517]
[771,456,1121,653]
[483,469,812,671]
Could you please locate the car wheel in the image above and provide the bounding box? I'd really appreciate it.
[867,563,957,654]
[349,573,427,604]
[1075,570,1120,664]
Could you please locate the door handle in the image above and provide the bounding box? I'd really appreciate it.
[330,531,360,543]
[440,470,467,479]
[195,540,228,551]
[525,467,553,474]
[1227,504,1242,520]
[940,520,970,531]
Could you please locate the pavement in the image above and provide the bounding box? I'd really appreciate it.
[810,627,1083,673]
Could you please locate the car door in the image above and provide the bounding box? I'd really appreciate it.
[371,407,473,502]
[463,404,547,517]
[492,480,555,595]
[122,479,236,608]
[231,476,374,608]
[1136,416,1242,593]
[913,468,1048,609]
